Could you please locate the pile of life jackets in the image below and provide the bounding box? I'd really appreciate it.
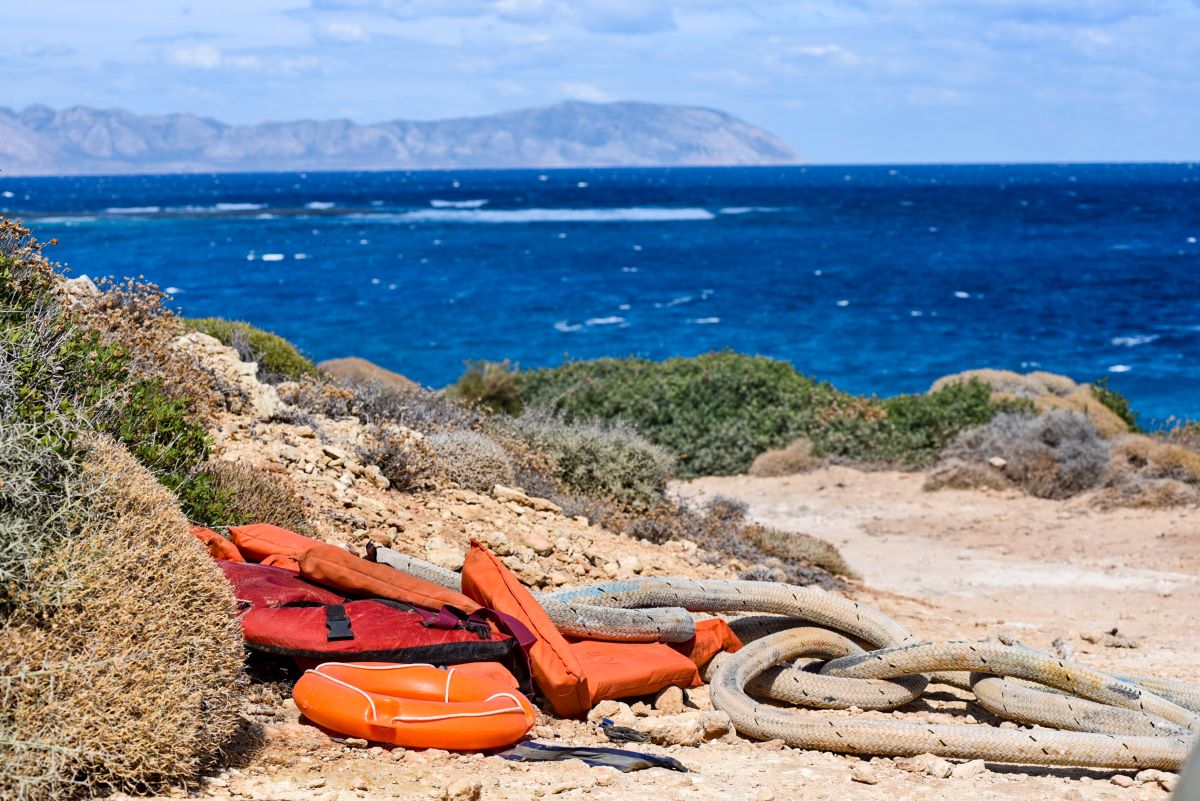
[194,523,742,750]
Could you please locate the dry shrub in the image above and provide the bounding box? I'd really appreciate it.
[202,460,314,534]
[1033,389,1129,438]
[78,277,226,422]
[280,375,479,433]
[930,368,1078,398]
[358,423,440,492]
[504,409,674,510]
[626,496,851,585]
[0,437,245,801]
[1093,477,1200,509]
[923,458,1014,492]
[318,356,418,393]
[941,411,1109,499]
[748,438,815,477]
[427,430,516,494]
[1109,435,1200,484]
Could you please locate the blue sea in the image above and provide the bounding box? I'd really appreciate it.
[3,164,1198,422]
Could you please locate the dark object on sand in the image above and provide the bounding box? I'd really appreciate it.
[497,741,687,773]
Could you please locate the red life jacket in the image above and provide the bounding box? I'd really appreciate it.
[220,561,529,684]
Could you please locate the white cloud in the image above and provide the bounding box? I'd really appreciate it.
[559,81,613,102]
[168,44,223,69]
[318,20,369,42]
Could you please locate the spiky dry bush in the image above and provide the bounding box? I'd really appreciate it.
[748,438,815,477]
[427,430,516,494]
[938,411,1109,499]
[358,423,441,492]
[201,460,315,534]
[0,436,245,801]
[280,375,480,432]
[1093,434,1200,508]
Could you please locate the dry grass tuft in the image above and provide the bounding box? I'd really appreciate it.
[202,460,315,534]
[1109,435,1200,484]
[923,458,1014,492]
[0,437,245,801]
[427,430,516,494]
[748,438,815,477]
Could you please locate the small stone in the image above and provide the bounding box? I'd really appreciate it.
[987,456,1007,468]
[896,753,953,778]
[850,764,878,784]
[653,685,687,715]
[755,790,775,801]
[523,531,555,556]
[952,759,987,779]
[1110,774,1135,788]
[441,776,483,801]
[756,739,785,750]
[630,701,652,717]
[342,737,369,749]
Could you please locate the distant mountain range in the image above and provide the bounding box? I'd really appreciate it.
[0,101,798,176]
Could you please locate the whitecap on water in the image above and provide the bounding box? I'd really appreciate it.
[214,202,265,212]
[305,201,335,210]
[164,286,182,295]
[836,300,850,307]
[1111,335,1159,347]
[261,253,285,262]
[554,321,583,332]
[586,316,625,326]
[954,290,971,299]
[293,253,308,260]
[105,206,160,214]
[690,317,720,324]
[1108,364,1133,373]
[1,191,13,198]
[430,199,488,209]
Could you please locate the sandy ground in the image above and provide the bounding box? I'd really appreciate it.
[138,468,1198,801]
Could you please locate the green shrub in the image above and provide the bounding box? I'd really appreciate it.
[184,317,317,381]
[513,353,1018,476]
[448,360,522,415]
[1091,378,1142,433]
[514,352,845,477]
[503,410,674,509]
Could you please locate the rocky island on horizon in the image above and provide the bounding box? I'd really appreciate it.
[0,100,799,176]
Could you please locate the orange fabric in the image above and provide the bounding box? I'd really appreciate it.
[190,526,245,562]
[461,541,703,717]
[229,523,320,563]
[452,661,522,691]
[571,640,701,701]
[261,554,301,573]
[461,542,592,718]
[670,618,743,670]
[297,543,482,615]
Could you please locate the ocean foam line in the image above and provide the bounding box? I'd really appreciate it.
[1111,334,1160,347]
[430,199,489,209]
[718,206,780,215]
[104,206,161,214]
[352,207,717,224]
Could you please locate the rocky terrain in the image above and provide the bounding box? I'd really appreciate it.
[0,101,798,175]
[102,329,1197,801]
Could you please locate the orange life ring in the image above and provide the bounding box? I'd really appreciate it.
[293,662,537,750]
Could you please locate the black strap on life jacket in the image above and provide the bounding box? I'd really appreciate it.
[324,604,354,641]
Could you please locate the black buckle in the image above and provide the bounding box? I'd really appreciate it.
[325,605,354,642]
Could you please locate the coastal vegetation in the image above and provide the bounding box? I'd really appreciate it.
[184,317,319,381]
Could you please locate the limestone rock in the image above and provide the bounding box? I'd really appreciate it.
[896,753,953,778]
[441,776,482,801]
[653,685,686,715]
[492,484,563,515]
[850,763,878,784]
[636,710,731,747]
[952,759,987,779]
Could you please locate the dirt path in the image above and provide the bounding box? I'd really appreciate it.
[156,468,1197,801]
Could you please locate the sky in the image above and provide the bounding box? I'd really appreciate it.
[6,0,1200,163]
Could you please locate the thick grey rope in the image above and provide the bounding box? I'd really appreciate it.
[372,547,696,643]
